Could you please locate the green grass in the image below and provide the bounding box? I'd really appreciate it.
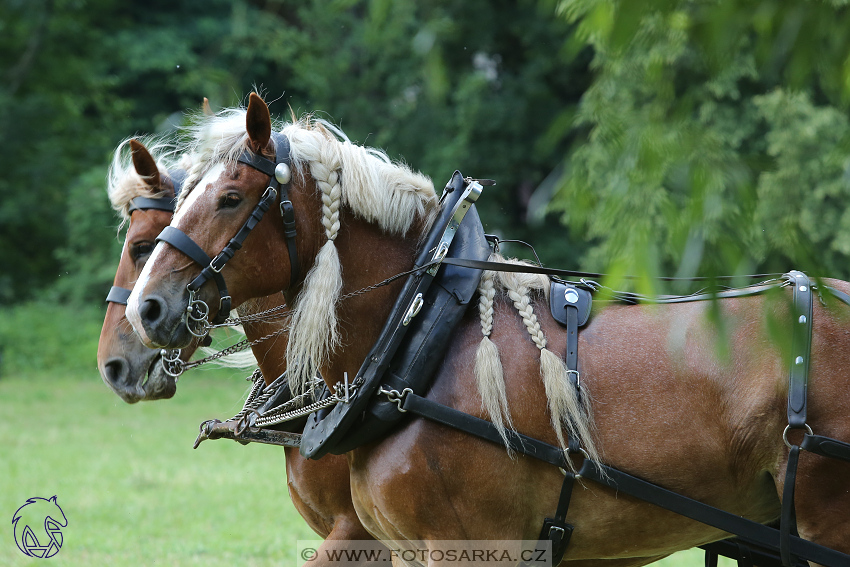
[0,303,730,566]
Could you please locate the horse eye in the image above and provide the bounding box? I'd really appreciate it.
[218,192,242,209]
[130,242,154,260]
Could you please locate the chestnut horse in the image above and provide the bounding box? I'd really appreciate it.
[126,93,850,566]
[98,137,384,566]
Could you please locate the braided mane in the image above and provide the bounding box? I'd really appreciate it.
[182,107,439,394]
[181,103,598,464]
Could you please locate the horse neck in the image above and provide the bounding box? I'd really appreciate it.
[322,213,424,385]
[240,293,289,386]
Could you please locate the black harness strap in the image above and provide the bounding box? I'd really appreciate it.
[801,433,850,462]
[787,271,813,429]
[184,184,278,305]
[394,390,850,566]
[156,225,234,324]
[106,286,132,305]
[780,445,801,567]
[236,133,299,285]
[128,196,177,214]
[153,134,294,325]
[107,168,186,306]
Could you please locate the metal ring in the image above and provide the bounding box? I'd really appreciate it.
[160,349,185,378]
[782,424,813,449]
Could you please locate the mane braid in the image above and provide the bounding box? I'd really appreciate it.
[474,256,601,467]
[182,105,440,396]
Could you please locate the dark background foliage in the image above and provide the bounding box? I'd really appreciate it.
[3,0,850,305]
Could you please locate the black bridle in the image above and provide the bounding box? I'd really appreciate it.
[106,168,187,306]
[153,132,298,336]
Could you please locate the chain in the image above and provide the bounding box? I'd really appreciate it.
[178,326,290,372]
[338,262,434,301]
[209,303,292,329]
[229,372,332,433]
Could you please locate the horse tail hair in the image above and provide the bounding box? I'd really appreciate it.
[474,258,515,453]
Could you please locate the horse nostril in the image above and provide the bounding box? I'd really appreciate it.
[139,296,166,326]
[103,357,130,387]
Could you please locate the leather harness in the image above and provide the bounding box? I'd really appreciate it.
[153,133,297,328]
[106,168,187,306]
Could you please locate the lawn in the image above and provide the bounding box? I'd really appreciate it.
[0,303,729,566]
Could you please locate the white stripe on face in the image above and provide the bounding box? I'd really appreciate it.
[126,163,226,343]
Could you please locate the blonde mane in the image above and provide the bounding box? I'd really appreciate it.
[107,135,186,225]
[180,106,439,394]
[178,102,598,464]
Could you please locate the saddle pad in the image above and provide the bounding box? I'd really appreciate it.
[550,280,592,327]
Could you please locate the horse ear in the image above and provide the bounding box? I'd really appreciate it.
[129,139,161,189]
[49,496,57,504]
[246,92,271,153]
[202,97,213,116]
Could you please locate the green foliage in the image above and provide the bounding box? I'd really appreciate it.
[2,0,589,305]
[553,0,850,292]
[0,301,104,374]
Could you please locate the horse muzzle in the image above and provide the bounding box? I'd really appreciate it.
[128,292,194,349]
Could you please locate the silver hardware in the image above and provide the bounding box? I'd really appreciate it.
[402,293,424,326]
[186,288,212,338]
[799,285,808,292]
[379,386,413,412]
[783,423,813,448]
[564,289,579,304]
[795,356,804,365]
[161,349,185,378]
[433,242,449,263]
[799,315,807,324]
[334,372,354,403]
[426,180,485,276]
[275,163,291,185]
[566,369,581,389]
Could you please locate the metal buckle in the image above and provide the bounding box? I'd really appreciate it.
[566,369,580,389]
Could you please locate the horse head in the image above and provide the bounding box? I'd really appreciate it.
[97,138,194,402]
[127,92,438,394]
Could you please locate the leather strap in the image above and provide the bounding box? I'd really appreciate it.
[577,459,849,567]
[400,392,570,468]
[801,433,850,463]
[236,132,299,285]
[128,196,177,214]
[156,225,232,323]
[780,445,801,567]
[699,539,808,567]
[398,392,850,566]
[105,286,132,305]
[158,226,216,267]
[787,271,813,428]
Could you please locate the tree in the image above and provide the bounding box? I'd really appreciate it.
[552,0,850,291]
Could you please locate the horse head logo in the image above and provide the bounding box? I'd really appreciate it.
[12,496,68,558]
